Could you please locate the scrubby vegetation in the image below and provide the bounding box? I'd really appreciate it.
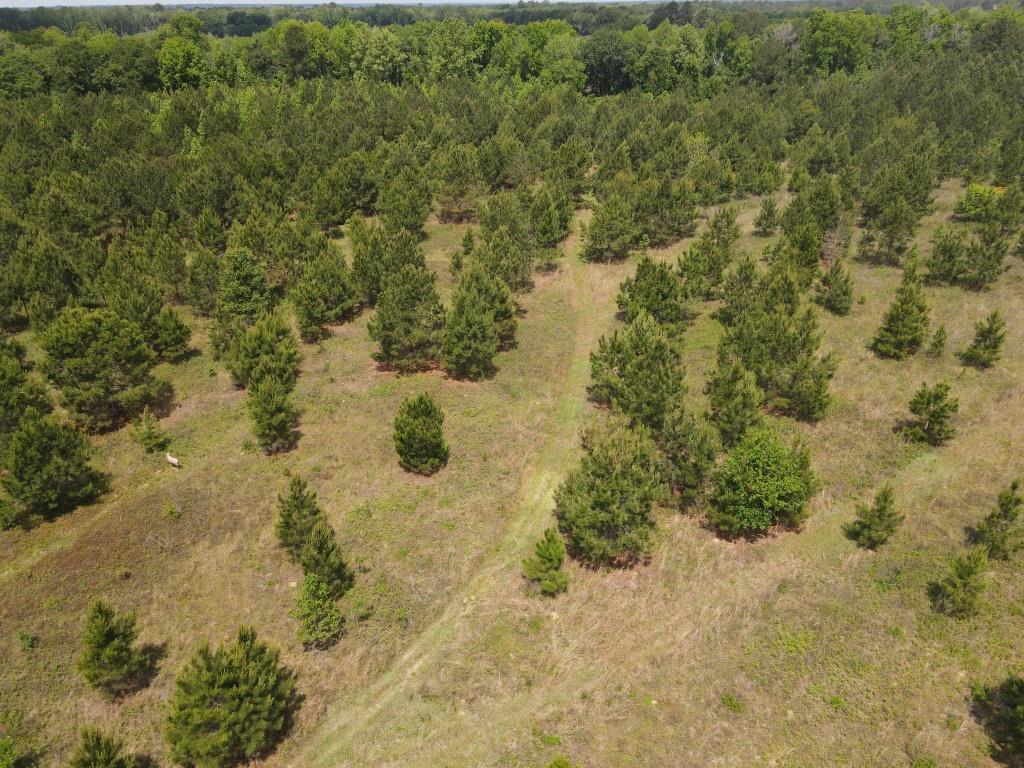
[2,1,1024,765]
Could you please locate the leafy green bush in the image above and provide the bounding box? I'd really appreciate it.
[709,428,817,537]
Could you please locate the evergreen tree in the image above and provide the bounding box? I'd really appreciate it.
[211,248,273,360]
[368,266,445,374]
[41,307,163,432]
[588,311,685,433]
[77,600,149,698]
[676,207,741,300]
[903,381,958,446]
[522,527,569,597]
[348,217,389,305]
[227,313,301,391]
[165,628,296,768]
[959,310,1006,369]
[247,377,299,454]
[658,398,721,505]
[312,151,376,228]
[872,264,930,359]
[185,247,220,317]
[532,187,566,249]
[70,728,138,768]
[754,196,779,236]
[844,484,902,549]
[925,325,947,358]
[0,342,51,453]
[1,409,104,529]
[581,188,641,263]
[971,480,1023,561]
[293,573,343,650]
[931,546,987,618]
[299,519,353,599]
[130,406,169,454]
[195,207,226,252]
[378,167,431,240]
[814,259,854,316]
[153,306,192,363]
[441,269,502,381]
[293,247,359,343]
[706,351,764,448]
[472,226,534,294]
[616,253,689,330]
[276,476,324,562]
[554,416,666,567]
[709,428,817,537]
[638,176,697,247]
[393,393,448,475]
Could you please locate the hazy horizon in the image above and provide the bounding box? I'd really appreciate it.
[2,0,614,8]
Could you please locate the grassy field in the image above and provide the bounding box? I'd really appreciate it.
[3,180,1023,768]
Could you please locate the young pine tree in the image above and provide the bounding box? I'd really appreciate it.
[709,428,817,537]
[581,188,641,263]
[153,306,192,363]
[291,248,359,343]
[522,527,569,597]
[77,600,148,697]
[276,476,324,561]
[872,265,930,359]
[844,484,902,549]
[211,248,273,359]
[70,728,138,768]
[814,260,854,316]
[554,416,666,567]
[931,546,988,618]
[1,409,104,529]
[393,393,448,475]
[925,325,947,358]
[441,270,503,381]
[588,311,685,433]
[299,519,353,599]
[959,310,1006,369]
[367,266,446,374]
[165,628,296,768]
[971,480,1023,561]
[615,253,689,330]
[247,377,300,454]
[705,351,764,448]
[903,381,958,446]
[754,196,779,236]
[227,313,301,391]
[293,573,343,650]
[658,399,721,505]
[130,406,169,454]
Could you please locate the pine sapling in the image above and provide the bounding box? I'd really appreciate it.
[130,406,169,454]
[931,546,988,618]
[522,527,569,597]
[971,480,1023,561]
[958,310,1006,369]
[844,484,902,549]
[903,381,958,446]
[925,325,947,358]
[293,573,343,650]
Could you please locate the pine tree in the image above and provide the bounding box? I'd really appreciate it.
[291,247,359,343]
[706,351,764,448]
[588,311,685,433]
[0,341,52,454]
[215,248,273,325]
[903,381,958,446]
[312,151,376,228]
[959,310,1006,369]
[227,313,301,391]
[844,484,902,549]
[754,196,779,236]
[77,600,148,697]
[532,187,565,249]
[299,519,353,599]
[165,628,296,768]
[378,167,431,240]
[472,226,534,294]
[872,265,930,359]
[616,253,690,330]
[581,188,641,263]
[293,573,343,649]
[1,409,104,529]
[709,428,817,537]
[814,260,854,316]
[41,307,163,432]
[676,207,741,300]
[441,269,502,381]
[554,416,666,567]
[931,546,987,618]
[276,476,324,561]
[153,306,192,363]
[925,325,947,358]
[186,247,221,318]
[393,393,449,475]
[368,266,445,374]
[971,480,1023,561]
[522,527,569,597]
[70,728,138,768]
[130,406,169,454]
[247,377,299,454]
[658,398,721,505]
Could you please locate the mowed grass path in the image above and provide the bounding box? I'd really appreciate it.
[3,185,1024,768]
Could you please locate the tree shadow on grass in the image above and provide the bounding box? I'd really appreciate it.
[970,675,1024,767]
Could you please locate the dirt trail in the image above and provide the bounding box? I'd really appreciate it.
[296,243,606,767]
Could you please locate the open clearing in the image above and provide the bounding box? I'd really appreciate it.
[3,182,1024,767]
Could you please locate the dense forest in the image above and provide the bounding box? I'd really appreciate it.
[2,1,1024,767]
